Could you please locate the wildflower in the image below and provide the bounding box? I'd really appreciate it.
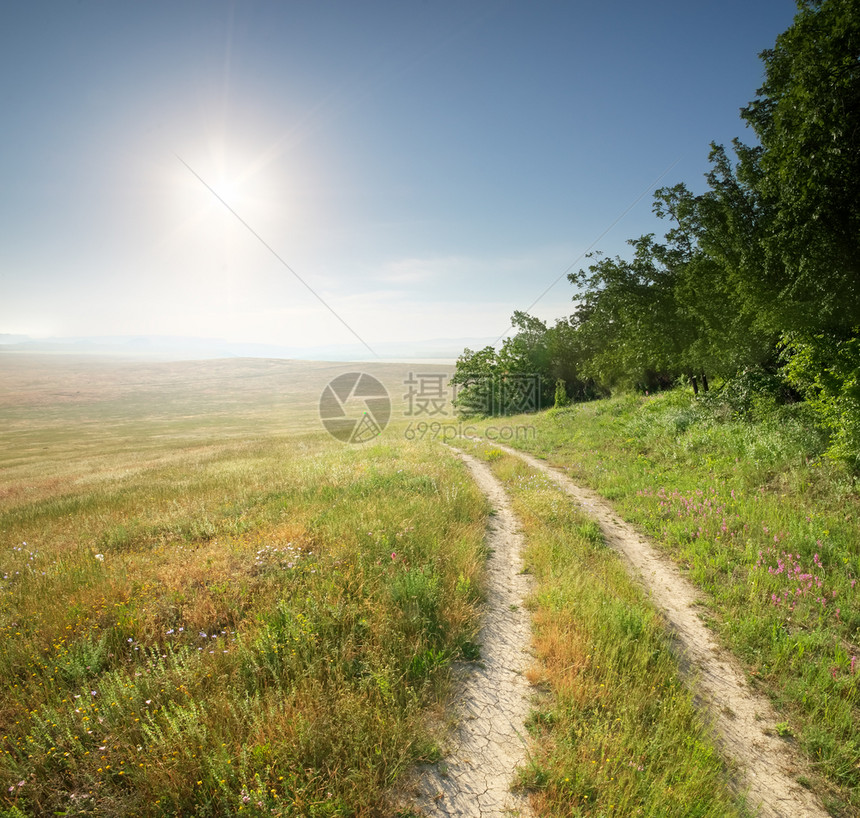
[94,554,104,561]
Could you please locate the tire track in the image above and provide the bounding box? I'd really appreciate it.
[398,449,534,818]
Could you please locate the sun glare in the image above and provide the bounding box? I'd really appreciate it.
[210,174,240,203]
[198,146,263,208]
[160,133,295,252]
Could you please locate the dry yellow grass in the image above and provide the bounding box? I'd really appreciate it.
[0,355,486,817]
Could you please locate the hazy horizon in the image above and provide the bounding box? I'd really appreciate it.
[0,329,491,364]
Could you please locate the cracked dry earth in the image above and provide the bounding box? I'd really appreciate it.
[397,449,535,818]
[488,442,831,818]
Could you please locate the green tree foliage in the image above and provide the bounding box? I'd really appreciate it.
[451,312,554,416]
[569,238,685,390]
[568,177,776,392]
[652,173,777,373]
[782,332,860,467]
[451,313,601,416]
[739,0,860,333]
[544,316,606,402]
[450,344,499,417]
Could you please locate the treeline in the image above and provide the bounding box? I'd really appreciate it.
[453,0,860,466]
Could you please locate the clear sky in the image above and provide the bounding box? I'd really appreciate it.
[1,0,798,355]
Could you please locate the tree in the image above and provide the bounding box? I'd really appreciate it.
[454,0,860,423]
[553,378,570,408]
[782,330,860,468]
[653,172,777,375]
[451,312,601,416]
[450,345,499,416]
[451,314,550,416]
[739,0,860,334]
[543,317,605,402]
[569,230,701,391]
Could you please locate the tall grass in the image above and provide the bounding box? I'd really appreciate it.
[0,433,487,816]
[458,441,749,817]
[468,390,859,815]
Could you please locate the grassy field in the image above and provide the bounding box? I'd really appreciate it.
[3,355,855,816]
[466,391,859,816]
[0,354,489,817]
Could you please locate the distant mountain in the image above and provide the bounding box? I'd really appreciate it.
[0,334,497,362]
[0,334,32,345]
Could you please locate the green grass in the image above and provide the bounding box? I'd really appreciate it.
[466,390,860,816]
[5,356,856,815]
[0,356,486,817]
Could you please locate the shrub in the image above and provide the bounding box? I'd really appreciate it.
[782,332,860,470]
[553,378,570,409]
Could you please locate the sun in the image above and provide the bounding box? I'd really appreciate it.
[209,171,240,203]
[191,144,263,209]
[164,135,293,248]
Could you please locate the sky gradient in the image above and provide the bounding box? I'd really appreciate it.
[1,1,798,356]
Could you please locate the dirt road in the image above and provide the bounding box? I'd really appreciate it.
[491,441,830,818]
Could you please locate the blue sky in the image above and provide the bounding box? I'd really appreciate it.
[0,0,797,355]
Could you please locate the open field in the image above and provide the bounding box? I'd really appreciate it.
[0,353,456,442]
[0,355,487,816]
[0,354,456,512]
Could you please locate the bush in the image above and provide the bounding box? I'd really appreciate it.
[700,368,799,421]
[782,332,860,470]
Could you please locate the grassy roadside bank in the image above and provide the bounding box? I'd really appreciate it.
[456,438,750,817]
[467,390,859,815]
[0,430,487,817]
